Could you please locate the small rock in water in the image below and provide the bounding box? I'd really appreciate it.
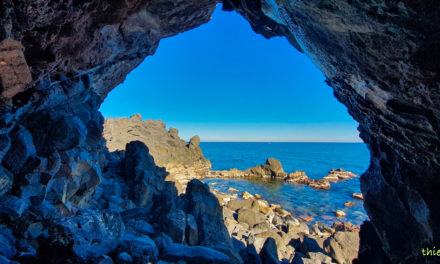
[334,210,347,217]
[307,179,330,190]
[300,216,314,222]
[254,193,262,199]
[344,201,355,207]
[228,187,239,193]
[352,193,364,200]
[242,191,254,200]
[209,182,217,186]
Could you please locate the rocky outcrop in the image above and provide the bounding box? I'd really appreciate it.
[104,115,211,171]
[323,169,357,182]
[245,158,287,179]
[0,0,437,262]
[215,189,360,264]
[104,115,211,192]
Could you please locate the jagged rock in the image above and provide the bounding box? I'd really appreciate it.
[163,209,187,244]
[292,252,320,264]
[124,141,167,209]
[332,222,360,233]
[120,234,158,263]
[185,214,199,246]
[324,231,360,264]
[285,171,309,184]
[307,179,330,190]
[104,116,210,171]
[0,38,32,102]
[162,243,230,264]
[47,210,125,261]
[189,135,201,149]
[2,126,36,174]
[259,238,279,264]
[239,245,262,264]
[237,209,266,228]
[307,252,331,263]
[246,158,286,179]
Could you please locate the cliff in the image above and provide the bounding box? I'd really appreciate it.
[104,114,211,171]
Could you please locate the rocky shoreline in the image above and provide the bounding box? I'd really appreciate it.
[210,187,360,264]
[207,158,358,191]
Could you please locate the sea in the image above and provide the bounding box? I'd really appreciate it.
[201,142,370,226]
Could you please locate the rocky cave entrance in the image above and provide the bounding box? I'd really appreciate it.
[0,1,438,263]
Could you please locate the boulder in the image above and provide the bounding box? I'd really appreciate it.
[120,234,158,263]
[237,209,266,228]
[124,141,167,209]
[104,117,210,172]
[239,245,262,264]
[49,210,125,261]
[3,126,36,174]
[162,243,230,264]
[163,209,187,244]
[182,180,232,248]
[285,171,309,184]
[324,231,360,264]
[258,238,279,264]
[189,135,201,148]
[307,179,330,190]
[351,193,364,200]
[227,199,253,211]
[245,158,286,178]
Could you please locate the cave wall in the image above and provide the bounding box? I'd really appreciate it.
[0,0,439,263]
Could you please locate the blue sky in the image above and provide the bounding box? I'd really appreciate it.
[100,4,361,142]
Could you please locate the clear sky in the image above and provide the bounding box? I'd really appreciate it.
[100,4,362,143]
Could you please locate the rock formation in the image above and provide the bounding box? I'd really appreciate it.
[104,115,211,192]
[0,0,437,263]
[104,115,210,171]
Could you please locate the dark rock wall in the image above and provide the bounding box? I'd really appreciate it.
[0,0,438,263]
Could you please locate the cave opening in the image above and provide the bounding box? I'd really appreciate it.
[100,4,370,229]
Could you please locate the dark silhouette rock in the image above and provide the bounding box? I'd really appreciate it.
[259,238,279,264]
[162,243,230,264]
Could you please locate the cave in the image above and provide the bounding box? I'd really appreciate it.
[0,0,439,263]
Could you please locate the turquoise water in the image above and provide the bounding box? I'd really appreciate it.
[201,142,370,226]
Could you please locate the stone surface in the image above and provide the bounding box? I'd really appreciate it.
[0,38,32,103]
[324,231,360,264]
